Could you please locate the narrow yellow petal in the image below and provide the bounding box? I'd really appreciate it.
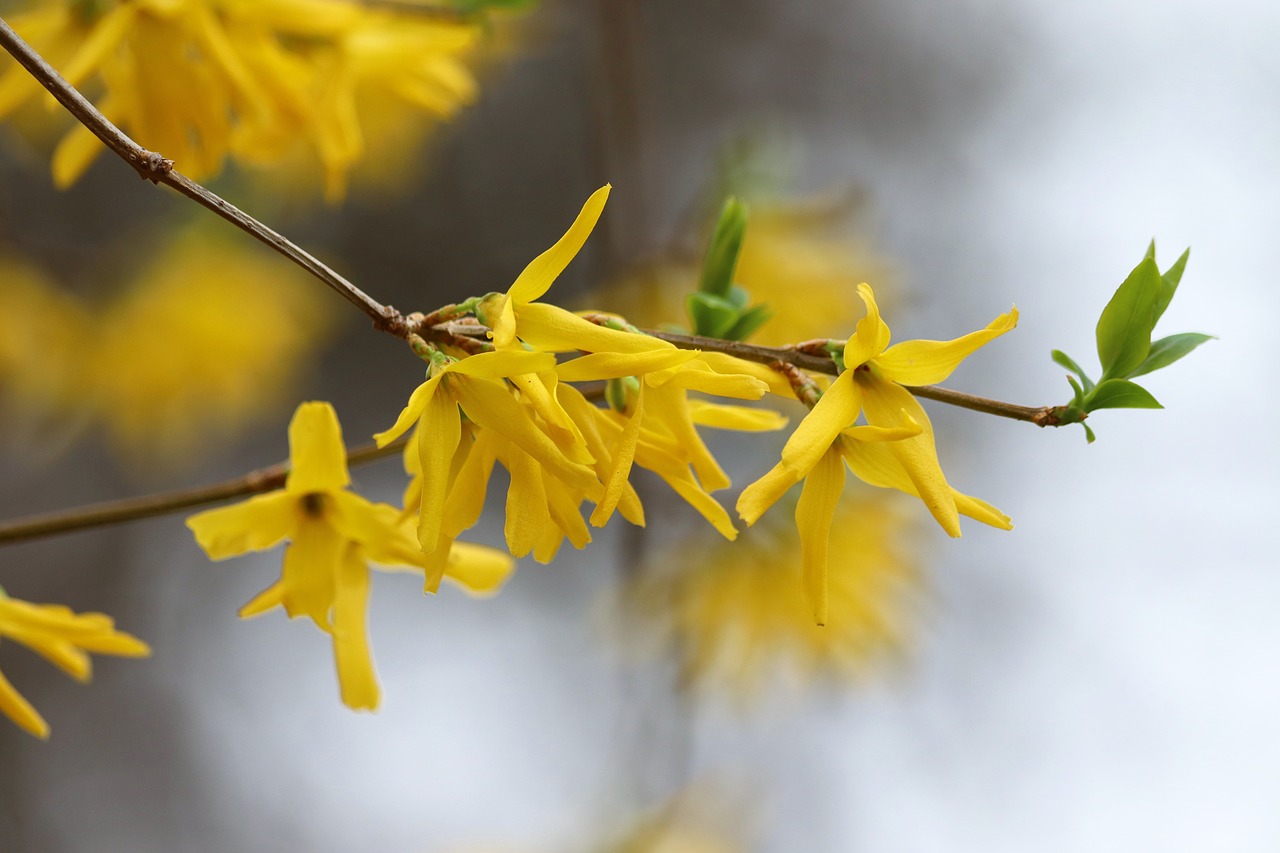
[590,382,644,527]
[777,372,861,475]
[648,360,769,399]
[736,462,799,526]
[794,446,846,626]
[507,185,611,304]
[280,518,342,627]
[857,377,960,537]
[186,492,298,560]
[844,283,892,367]
[444,542,516,597]
[874,306,1018,386]
[332,547,379,711]
[442,429,501,538]
[644,384,730,492]
[515,303,673,354]
[696,352,795,397]
[687,400,789,432]
[416,388,463,553]
[0,668,49,739]
[286,402,350,493]
[373,374,442,448]
[445,349,557,378]
[239,580,285,619]
[556,348,697,382]
[503,448,551,558]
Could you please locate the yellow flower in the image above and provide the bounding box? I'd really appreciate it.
[0,592,150,739]
[374,348,600,555]
[738,283,1016,623]
[187,401,514,710]
[92,229,330,467]
[623,495,918,700]
[0,0,484,196]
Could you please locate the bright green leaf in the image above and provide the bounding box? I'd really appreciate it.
[725,304,773,341]
[1096,256,1161,379]
[1086,378,1163,411]
[1152,248,1190,325]
[1051,349,1095,393]
[726,284,751,311]
[686,292,739,338]
[697,197,748,299]
[1065,374,1086,408]
[1129,332,1213,377]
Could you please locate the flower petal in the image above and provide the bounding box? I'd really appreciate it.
[515,303,672,354]
[503,447,552,558]
[416,387,463,553]
[186,491,298,560]
[590,381,644,527]
[857,376,960,537]
[556,347,697,382]
[736,461,799,527]
[795,445,846,626]
[239,580,285,619]
[286,402,350,493]
[445,349,557,378]
[280,517,343,627]
[874,306,1018,386]
[778,372,861,475]
[332,546,379,711]
[507,185,611,304]
[687,400,788,432]
[444,542,516,597]
[373,374,442,448]
[844,283,892,367]
[0,668,48,739]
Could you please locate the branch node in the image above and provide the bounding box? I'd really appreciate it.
[132,149,174,183]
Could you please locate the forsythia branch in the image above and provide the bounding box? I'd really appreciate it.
[0,17,409,338]
[0,440,407,546]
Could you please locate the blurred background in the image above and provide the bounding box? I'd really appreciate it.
[0,0,1276,850]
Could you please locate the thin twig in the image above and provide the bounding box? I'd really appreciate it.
[0,17,408,338]
[426,320,1060,425]
[0,440,407,546]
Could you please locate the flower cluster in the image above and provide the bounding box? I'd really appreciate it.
[0,590,149,739]
[0,0,490,198]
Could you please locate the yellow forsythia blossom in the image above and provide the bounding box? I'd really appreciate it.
[0,591,150,739]
[187,401,515,710]
[0,0,484,198]
[92,230,330,466]
[625,496,918,699]
[739,283,1016,624]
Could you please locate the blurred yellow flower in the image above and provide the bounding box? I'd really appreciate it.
[91,228,330,466]
[0,253,91,446]
[0,0,488,197]
[187,401,515,710]
[624,495,919,699]
[0,590,150,739]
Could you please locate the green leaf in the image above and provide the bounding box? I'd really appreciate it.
[697,197,748,299]
[725,304,773,342]
[1128,332,1213,377]
[1051,349,1095,393]
[726,284,751,311]
[686,292,739,338]
[1083,423,1097,443]
[1096,255,1161,379]
[1152,248,1190,325]
[1085,378,1163,411]
[1065,374,1086,408]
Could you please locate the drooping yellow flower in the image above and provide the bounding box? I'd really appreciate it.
[0,591,150,739]
[374,348,601,555]
[187,401,514,710]
[91,229,330,467]
[0,0,485,196]
[738,283,1016,623]
[623,494,918,701]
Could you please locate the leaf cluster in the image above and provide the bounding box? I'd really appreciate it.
[1051,243,1211,442]
[685,198,773,341]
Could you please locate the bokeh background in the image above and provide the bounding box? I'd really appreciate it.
[1,0,1276,850]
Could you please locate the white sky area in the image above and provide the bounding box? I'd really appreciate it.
[8,1,1279,851]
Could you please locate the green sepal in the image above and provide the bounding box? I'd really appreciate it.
[1128,332,1213,378]
[605,376,639,413]
[1051,349,1095,393]
[1153,247,1190,324]
[1085,378,1163,411]
[686,292,740,338]
[1096,255,1161,379]
[697,197,748,300]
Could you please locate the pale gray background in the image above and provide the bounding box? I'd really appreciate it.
[0,0,1275,850]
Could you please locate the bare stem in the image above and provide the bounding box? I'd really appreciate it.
[0,17,408,338]
[0,440,406,546]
